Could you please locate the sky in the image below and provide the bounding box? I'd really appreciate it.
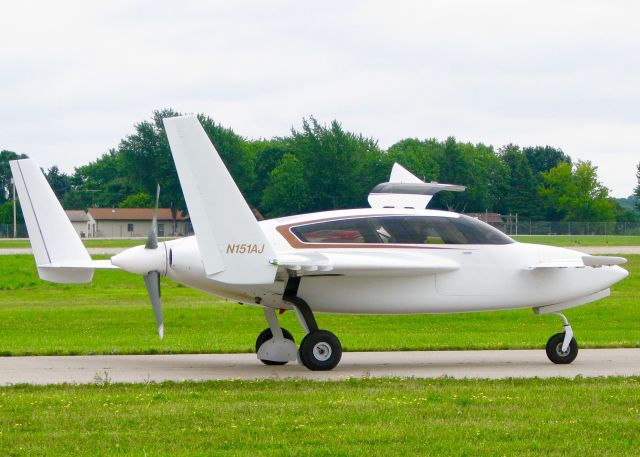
[0,0,638,197]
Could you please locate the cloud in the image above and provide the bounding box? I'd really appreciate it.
[0,0,638,196]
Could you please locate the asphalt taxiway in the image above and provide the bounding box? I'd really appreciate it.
[1,349,638,385]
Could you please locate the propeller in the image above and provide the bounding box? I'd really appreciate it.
[145,184,160,250]
[144,184,164,339]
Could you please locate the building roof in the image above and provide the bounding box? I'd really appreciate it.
[88,208,189,221]
[65,210,89,222]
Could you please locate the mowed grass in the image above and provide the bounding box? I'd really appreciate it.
[513,234,640,246]
[0,238,176,249]
[0,254,637,356]
[1,378,639,456]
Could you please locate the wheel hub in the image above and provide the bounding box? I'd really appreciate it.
[312,342,332,361]
[555,343,570,356]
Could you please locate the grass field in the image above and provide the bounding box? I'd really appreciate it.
[0,238,175,249]
[512,235,640,246]
[0,254,637,356]
[1,377,639,456]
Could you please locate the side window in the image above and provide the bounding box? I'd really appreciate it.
[402,217,447,244]
[453,215,513,244]
[291,218,379,243]
[127,223,134,232]
[372,216,455,244]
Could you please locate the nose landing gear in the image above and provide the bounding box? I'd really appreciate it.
[545,312,579,364]
[256,307,297,365]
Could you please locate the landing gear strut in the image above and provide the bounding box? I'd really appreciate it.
[545,312,579,364]
[284,276,342,371]
[255,307,297,365]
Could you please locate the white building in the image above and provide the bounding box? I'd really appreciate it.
[86,208,190,238]
[65,210,89,238]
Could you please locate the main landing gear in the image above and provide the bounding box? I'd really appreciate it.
[545,312,579,364]
[255,276,342,371]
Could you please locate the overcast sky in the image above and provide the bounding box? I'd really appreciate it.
[1,0,638,197]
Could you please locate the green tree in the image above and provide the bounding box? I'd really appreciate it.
[497,144,542,219]
[45,166,72,201]
[119,192,153,208]
[262,154,311,215]
[63,150,133,209]
[197,113,257,207]
[0,150,28,204]
[253,143,288,202]
[540,161,615,222]
[277,117,384,215]
[523,146,571,175]
[456,142,506,213]
[118,109,183,213]
[386,138,440,182]
[430,137,472,210]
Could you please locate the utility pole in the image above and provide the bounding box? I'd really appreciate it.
[12,178,17,239]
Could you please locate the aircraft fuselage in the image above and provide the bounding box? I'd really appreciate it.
[158,208,628,315]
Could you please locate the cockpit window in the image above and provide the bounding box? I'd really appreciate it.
[292,218,379,243]
[290,215,513,245]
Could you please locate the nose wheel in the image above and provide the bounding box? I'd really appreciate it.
[255,327,295,365]
[256,308,297,365]
[545,312,579,364]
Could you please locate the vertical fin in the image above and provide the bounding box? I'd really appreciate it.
[389,163,423,184]
[163,115,276,285]
[10,159,93,283]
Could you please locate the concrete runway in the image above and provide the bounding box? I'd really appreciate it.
[1,349,639,385]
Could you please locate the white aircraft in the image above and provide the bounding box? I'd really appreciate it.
[11,115,628,371]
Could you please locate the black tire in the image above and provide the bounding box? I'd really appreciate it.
[256,328,294,366]
[298,330,342,371]
[546,332,579,364]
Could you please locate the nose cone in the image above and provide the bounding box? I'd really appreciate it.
[611,265,629,283]
[111,244,167,275]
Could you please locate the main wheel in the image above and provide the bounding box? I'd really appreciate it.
[546,332,578,364]
[298,330,342,371]
[255,328,294,366]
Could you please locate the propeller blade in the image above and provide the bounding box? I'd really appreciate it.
[145,184,161,250]
[143,270,164,339]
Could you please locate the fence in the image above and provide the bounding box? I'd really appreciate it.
[498,221,640,236]
[0,224,27,238]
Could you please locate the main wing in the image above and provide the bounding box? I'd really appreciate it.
[273,251,459,277]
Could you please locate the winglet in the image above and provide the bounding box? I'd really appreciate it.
[163,115,277,285]
[368,163,466,209]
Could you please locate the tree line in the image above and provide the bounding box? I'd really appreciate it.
[1,109,639,225]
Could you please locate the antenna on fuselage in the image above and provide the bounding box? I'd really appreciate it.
[367,163,466,209]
